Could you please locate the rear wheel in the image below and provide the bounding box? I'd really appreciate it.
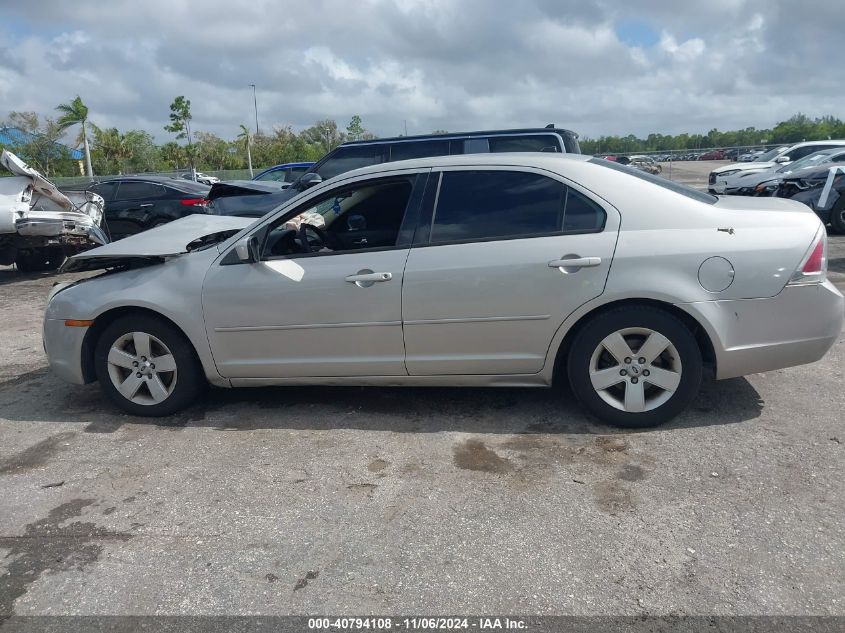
[829,197,845,234]
[94,314,204,416]
[567,306,702,428]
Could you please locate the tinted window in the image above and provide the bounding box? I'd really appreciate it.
[91,181,117,200]
[114,182,165,200]
[589,158,718,204]
[390,140,450,162]
[431,170,563,243]
[255,169,288,182]
[464,138,489,154]
[489,135,561,153]
[316,146,385,180]
[563,188,605,231]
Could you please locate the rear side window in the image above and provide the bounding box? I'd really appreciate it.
[114,182,165,200]
[316,146,385,180]
[430,170,603,243]
[390,140,450,161]
[488,135,561,153]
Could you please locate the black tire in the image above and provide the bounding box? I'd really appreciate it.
[94,314,205,416]
[15,247,64,272]
[829,197,845,234]
[567,306,703,428]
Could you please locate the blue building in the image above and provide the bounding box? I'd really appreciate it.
[0,126,84,173]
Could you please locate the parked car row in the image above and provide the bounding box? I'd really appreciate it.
[707,140,845,232]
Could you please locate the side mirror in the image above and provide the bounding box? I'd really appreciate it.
[775,155,790,163]
[234,235,260,263]
[300,172,323,189]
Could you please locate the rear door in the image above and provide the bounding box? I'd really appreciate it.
[401,167,619,376]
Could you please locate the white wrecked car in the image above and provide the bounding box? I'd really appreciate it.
[0,150,108,272]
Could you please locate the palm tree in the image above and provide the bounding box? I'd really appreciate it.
[56,96,93,178]
[238,124,253,177]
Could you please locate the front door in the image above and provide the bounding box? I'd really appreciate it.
[402,168,620,376]
[201,173,424,379]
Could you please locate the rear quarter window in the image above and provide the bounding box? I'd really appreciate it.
[589,158,718,204]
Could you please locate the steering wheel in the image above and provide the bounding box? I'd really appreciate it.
[297,222,334,253]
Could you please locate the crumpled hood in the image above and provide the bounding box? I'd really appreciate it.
[61,214,253,272]
[712,161,777,177]
[1,149,74,211]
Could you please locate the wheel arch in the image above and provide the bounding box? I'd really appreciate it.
[80,306,201,383]
[551,297,717,385]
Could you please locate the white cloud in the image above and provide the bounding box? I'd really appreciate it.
[0,0,841,143]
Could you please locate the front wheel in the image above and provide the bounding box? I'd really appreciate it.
[567,306,703,428]
[94,314,204,416]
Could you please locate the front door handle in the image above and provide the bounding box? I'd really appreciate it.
[548,256,602,270]
[139,203,154,208]
[345,270,392,287]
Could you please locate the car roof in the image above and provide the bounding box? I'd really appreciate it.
[788,139,845,149]
[97,175,210,190]
[331,152,591,179]
[341,127,579,147]
[260,162,314,171]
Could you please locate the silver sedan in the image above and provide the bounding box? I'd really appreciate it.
[43,154,844,427]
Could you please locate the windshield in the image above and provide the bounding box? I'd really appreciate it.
[589,158,717,204]
[754,147,788,162]
[777,149,839,173]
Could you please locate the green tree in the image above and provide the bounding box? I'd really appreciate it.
[4,111,73,176]
[238,124,253,176]
[165,96,195,176]
[346,115,365,141]
[55,95,93,178]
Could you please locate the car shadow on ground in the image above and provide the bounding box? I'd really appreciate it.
[0,366,763,435]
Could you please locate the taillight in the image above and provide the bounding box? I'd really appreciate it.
[181,198,209,207]
[788,228,827,285]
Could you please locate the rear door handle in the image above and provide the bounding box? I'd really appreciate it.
[139,203,154,208]
[548,256,602,269]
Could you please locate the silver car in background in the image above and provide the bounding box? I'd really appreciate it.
[43,154,843,427]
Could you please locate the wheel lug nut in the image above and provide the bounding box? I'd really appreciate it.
[150,364,155,369]
[132,361,139,367]
[643,369,650,376]
[620,369,627,376]
[631,377,639,384]
[639,357,646,364]
[136,372,142,378]
[624,357,632,364]
[141,356,147,362]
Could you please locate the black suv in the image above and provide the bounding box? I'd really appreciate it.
[209,126,581,217]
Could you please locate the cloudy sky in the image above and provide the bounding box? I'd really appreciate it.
[0,0,842,143]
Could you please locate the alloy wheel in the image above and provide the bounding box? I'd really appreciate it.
[588,327,682,413]
[106,331,178,405]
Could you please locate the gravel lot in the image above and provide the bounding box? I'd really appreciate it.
[1,163,843,618]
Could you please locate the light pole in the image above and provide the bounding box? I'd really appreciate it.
[250,84,259,137]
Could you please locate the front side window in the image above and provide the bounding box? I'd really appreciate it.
[315,146,385,181]
[263,178,414,258]
[488,135,561,153]
[429,170,603,243]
